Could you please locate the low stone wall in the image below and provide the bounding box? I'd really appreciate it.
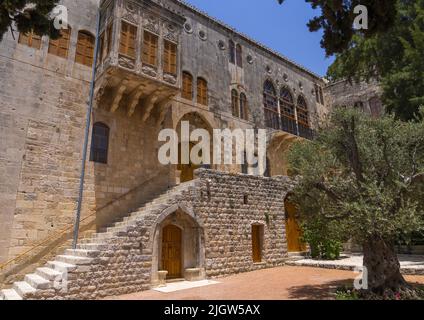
[24,170,294,300]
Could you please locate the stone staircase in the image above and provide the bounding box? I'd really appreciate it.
[0,181,196,300]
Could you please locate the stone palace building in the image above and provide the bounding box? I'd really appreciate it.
[0,0,382,299]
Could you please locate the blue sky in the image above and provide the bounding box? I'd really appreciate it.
[183,0,335,76]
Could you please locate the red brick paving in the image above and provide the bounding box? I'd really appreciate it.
[107,266,424,300]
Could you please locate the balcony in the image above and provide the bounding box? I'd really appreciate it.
[94,0,186,122]
[264,109,315,140]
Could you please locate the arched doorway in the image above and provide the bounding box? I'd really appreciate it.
[151,207,206,284]
[178,142,200,183]
[161,225,182,279]
[284,198,306,252]
[176,112,213,183]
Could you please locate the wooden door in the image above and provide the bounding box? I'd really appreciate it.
[178,143,200,183]
[252,225,262,263]
[285,200,306,252]
[162,225,182,279]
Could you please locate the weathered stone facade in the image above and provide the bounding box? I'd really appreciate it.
[1,170,294,299]
[0,0,379,300]
[324,79,384,118]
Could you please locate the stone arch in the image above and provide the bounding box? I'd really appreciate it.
[150,204,206,285]
[266,132,299,176]
[174,112,214,182]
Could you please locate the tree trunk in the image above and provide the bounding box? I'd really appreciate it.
[363,237,409,294]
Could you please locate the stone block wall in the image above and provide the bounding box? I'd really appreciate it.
[27,169,294,300]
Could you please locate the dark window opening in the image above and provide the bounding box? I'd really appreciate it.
[90,122,110,164]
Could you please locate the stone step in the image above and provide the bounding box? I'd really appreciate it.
[13,281,36,298]
[0,289,23,301]
[24,274,51,290]
[65,249,100,258]
[47,260,77,273]
[77,243,108,250]
[56,255,93,265]
[36,267,63,281]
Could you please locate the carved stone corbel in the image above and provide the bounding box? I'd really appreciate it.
[110,79,129,113]
[127,84,145,117]
[141,91,160,123]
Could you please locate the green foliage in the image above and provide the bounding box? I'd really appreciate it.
[278,0,398,56]
[0,0,60,42]
[301,218,343,260]
[328,1,424,121]
[288,107,424,246]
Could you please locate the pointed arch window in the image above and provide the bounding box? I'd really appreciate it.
[231,89,239,117]
[263,80,279,130]
[236,44,243,68]
[197,78,208,106]
[229,40,235,64]
[76,30,95,67]
[240,93,248,121]
[182,71,193,100]
[90,122,110,164]
[48,28,71,58]
[280,88,296,134]
[297,96,309,127]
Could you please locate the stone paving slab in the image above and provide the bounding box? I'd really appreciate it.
[288,254,424,275]
[153,280,220,293]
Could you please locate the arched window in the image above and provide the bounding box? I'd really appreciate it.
[280,88,296,134]
[236,44,243,68]
[297,96,309,127]
[240,93,248,120]
[18,30,42,49]
[229,40,235,64]
[182,71,193,100]
[231,89,239,117]
[263,80,279,130]
[197,78,208,106]
[48,27,71,58]
[90,122,110,164]
[280,88,295,119]
[75,30,95,67]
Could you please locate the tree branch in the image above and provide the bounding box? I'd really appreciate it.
[314,181,342,202]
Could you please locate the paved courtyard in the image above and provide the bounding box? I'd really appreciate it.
[107,266,424,300]
[289,254,424,275]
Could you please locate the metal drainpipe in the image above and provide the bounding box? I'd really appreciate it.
[72,11,101,249]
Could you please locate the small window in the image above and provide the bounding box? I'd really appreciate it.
[182,71,193,100]
[297,96,309,127]
[48,28,71,58]
[229,40,235,64]
[240,93,248,121]
[231,89,239,117]
[75,31,95,67]
[236,44,243,68]
[197,78,208,106]
[18,31,42,49]
[241,151,249,174]
[119,21,137,59]
[142,31,158,67]
[90,122,110,164]
[252,225,263,263]
[163,40,177,75]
